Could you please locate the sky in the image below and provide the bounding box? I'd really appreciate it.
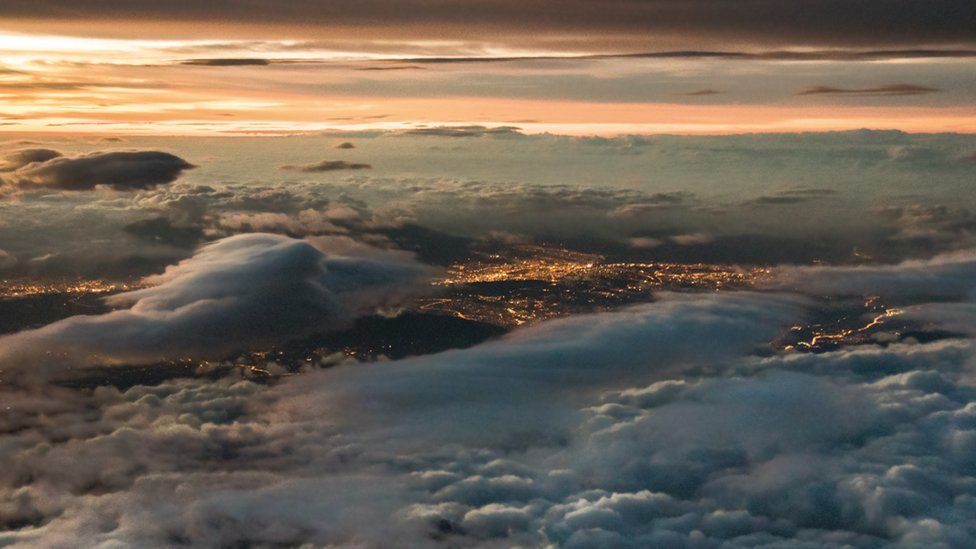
[3,3,976,547]
[0,0,972,135]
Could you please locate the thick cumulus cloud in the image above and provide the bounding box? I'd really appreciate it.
[4,151,194,191]
[0,233,432,375]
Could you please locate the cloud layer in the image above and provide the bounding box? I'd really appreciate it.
[4,269,976,546]
[4,131,976,280]
[2,132,976,545]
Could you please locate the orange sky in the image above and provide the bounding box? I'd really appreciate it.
[0,29,972,135]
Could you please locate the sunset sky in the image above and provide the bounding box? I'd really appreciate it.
[0,0,973,135]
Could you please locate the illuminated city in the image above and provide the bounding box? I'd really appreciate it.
[424,244,765,325]
[0,278,136,299]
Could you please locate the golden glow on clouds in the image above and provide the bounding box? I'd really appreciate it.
[0,29,972,135]
[0,32,188,54]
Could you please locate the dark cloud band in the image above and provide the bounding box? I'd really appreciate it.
[1,1,973,49]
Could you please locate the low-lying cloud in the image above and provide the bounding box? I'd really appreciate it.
[768,249,976,299]
[5,265,976,545]
[4,150,194,191]
[3,131,976,546]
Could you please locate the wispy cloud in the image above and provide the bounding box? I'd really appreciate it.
[798,84,940,96]
[281,160,372,172]
[681,88,722,96]
[180,58,272,66]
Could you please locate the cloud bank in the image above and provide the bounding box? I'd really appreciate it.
[4,270,976,546]
[0,149,62,172]
[3,132,976,545]
[768,249,976,300]
[4,151,194,191]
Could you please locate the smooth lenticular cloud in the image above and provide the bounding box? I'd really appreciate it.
[0,233,432,376]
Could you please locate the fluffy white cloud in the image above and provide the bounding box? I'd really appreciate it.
[0,292,802,546]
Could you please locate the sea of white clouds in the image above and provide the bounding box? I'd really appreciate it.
[1,234,976,546]
[1,131,976,546]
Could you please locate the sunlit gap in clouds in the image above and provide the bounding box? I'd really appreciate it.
[0,31,591,65]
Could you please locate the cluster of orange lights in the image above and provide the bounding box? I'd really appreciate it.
[0,279,136,299]
[423,245,767,326]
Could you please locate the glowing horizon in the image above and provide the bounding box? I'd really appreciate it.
[0,24,972,136]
